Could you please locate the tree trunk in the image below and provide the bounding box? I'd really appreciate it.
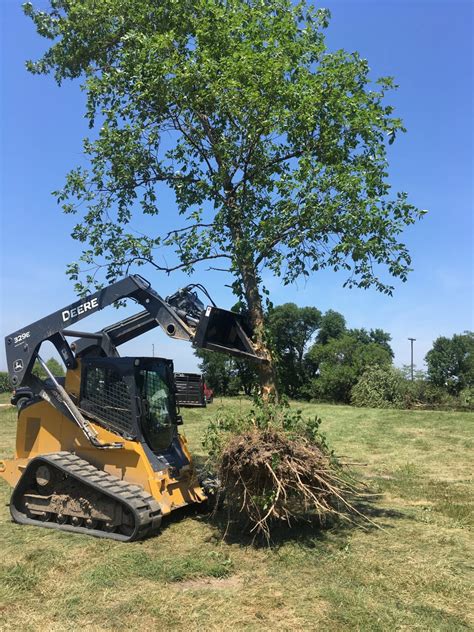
[224,189,278,401]
[239,257,279,401]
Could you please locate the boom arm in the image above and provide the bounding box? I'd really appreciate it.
[5,274,263,390]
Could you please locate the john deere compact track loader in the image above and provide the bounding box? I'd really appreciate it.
[1,275,262,541]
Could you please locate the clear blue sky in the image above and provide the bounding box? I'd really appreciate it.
[1,0,473,373]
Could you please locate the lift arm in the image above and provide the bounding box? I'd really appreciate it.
[5,274,263,390]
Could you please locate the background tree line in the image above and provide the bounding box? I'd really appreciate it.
[1,320,471,411]
[0,359,64,393]
[196,303,474,410]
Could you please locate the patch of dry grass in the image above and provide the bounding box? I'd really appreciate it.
[0,399,472,630]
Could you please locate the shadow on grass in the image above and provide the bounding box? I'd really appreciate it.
[158,495,407,550]
[187,453,407,548]
[149,450,407,549]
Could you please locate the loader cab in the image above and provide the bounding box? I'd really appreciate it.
[79,356,181,457]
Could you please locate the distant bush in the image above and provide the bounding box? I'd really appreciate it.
[351,366,405,409]
[351,366,474,411]
[0,372,11,393]
[458,386,474,410]
[301,365,357,404]
[403,380,450,409]
[32,358,65,379]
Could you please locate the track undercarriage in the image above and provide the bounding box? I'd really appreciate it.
[11,452,162,541]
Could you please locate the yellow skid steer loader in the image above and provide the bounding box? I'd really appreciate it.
[1,275,262,541]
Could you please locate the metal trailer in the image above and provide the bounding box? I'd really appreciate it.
[174,373,206,407]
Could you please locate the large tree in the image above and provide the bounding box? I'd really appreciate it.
[350,327,394,358]
[195,348,236,396]
[267,303,321,396]
[304,331,392,403]
[32,357,65,379]
[425,332,474,394]
[316,309,347,345]
[25,0,424,397]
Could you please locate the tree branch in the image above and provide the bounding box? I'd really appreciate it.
[235,149,306,189]
[196,112,224,171]
[206,266,232,273]
[254,224,299,266]
[125,253,232,275]
[163,223,214,240]
[170,111,217,177]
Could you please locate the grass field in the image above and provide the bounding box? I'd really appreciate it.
[0,397,473,631]
[0,392,11,405]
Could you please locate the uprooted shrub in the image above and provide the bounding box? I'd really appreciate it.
[203,401,372,541]
[351,365,405,409]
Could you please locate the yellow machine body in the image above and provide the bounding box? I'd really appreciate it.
[0,366,206,517]
[1,274,260,540]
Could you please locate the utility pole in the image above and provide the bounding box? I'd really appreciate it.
[152,343,155,358]
[408,338,416,381]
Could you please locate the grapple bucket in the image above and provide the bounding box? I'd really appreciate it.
[194,307,265,362]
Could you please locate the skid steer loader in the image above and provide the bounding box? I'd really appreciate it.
[1,275,263,541]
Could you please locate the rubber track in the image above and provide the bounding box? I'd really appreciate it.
[10,451,162,542]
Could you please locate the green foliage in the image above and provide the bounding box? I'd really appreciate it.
[32,357,65,380]
[203,398,331,463]
[0,372,11,393]
[25,0,424,301]
[198,299,396,403]
[349,327,394,359]
[316,310,346,345]
[399,365,427,381]
[195,349,257,396]
[304,331,392,403]
[195,349,236,396]
[305,364,358,404]
[351,365,405,409]
[267,303,321,396]
[458,386,474,410]
[425,332,474,394]
[403,379,473,411]
[232,358,259,396]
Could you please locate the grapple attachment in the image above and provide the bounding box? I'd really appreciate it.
[194,306,264,362]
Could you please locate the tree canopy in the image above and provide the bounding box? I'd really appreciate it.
[195,348,237,396]
[425,332,474,394]
[267,303,321,396]
[316,309,347,345]
[32,357,65,380]
[305,331,392,402]
[25,0,424,395]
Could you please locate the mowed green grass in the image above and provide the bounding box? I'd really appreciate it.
[0,398,473,631]
[0,392,12,405]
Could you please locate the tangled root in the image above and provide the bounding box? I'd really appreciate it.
[217,428,368,541]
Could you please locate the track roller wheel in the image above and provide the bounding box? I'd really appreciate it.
[10,452,163,541]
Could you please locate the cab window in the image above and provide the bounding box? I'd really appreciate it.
[81,365,133,435]
[138,369,174,451]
